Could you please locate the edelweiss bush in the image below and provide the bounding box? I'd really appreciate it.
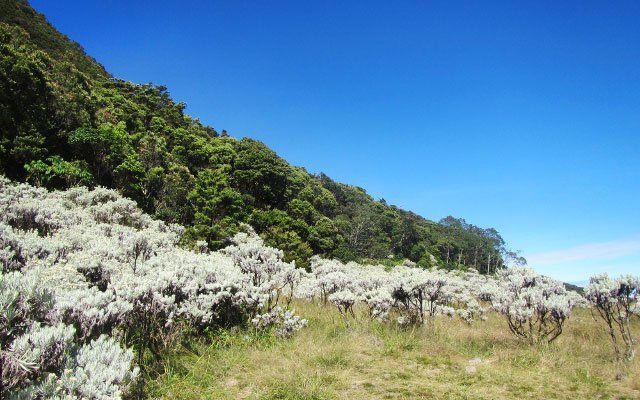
[300,257,589,345]
[251,307,308,338]
[0,177,306,398]
[222,226,304,315]
[585,273,639,361]
[5,175,635,397]
[0,269,138,399]
[301,256,487,327]
[485,267,583,344]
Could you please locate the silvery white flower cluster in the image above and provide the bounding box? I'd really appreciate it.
[297,256,487,326]
[585,273,639,360]
[0,269,138,399]
[222,226,305,314]
[0,177,306,398]
[482,267,584,344]
[251,307,308,338]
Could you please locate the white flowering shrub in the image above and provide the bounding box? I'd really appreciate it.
[7,175,620,394]
[221,226,306,334]
[0,177,307,396]
[301,256,486,327]
[251,307,308,338]
[0,269,137,399]
[486,267,583,344]
[305,257,390,323]
[56,335,139,399]
[4,321,75,395]
[0,268,60,395]
[11,335,138,400]
[388,266,458,325]
[584,273,639,361]
[222,227,303,313]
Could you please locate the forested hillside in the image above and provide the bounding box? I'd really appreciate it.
[0,0,517,270]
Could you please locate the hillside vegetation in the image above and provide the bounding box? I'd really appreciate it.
[2,177,638,399]
[0,0,514,269]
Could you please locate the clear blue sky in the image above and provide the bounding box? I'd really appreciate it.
[31,0,640,283]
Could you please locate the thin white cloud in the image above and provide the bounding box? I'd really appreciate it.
[527,236,640,266]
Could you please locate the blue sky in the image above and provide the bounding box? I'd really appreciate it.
[31,0,640,283]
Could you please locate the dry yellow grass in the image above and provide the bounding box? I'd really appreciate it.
[147,301,640,399]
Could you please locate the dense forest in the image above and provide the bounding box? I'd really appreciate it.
[0,0,521,270]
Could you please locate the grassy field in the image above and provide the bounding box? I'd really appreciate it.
[147,301,640,400]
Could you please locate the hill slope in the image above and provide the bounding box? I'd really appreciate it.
[0,0,513,269]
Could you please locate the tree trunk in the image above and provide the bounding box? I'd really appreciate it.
[473,246,478,268]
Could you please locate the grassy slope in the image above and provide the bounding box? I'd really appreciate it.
[148,302,639,400]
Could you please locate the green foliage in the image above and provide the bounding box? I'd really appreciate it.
[0,0,513,271]
[68,122,131,183]
[186,168,246,249]
[263,227,313,269]
[24,155,93,188]
[0,0,108,79]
